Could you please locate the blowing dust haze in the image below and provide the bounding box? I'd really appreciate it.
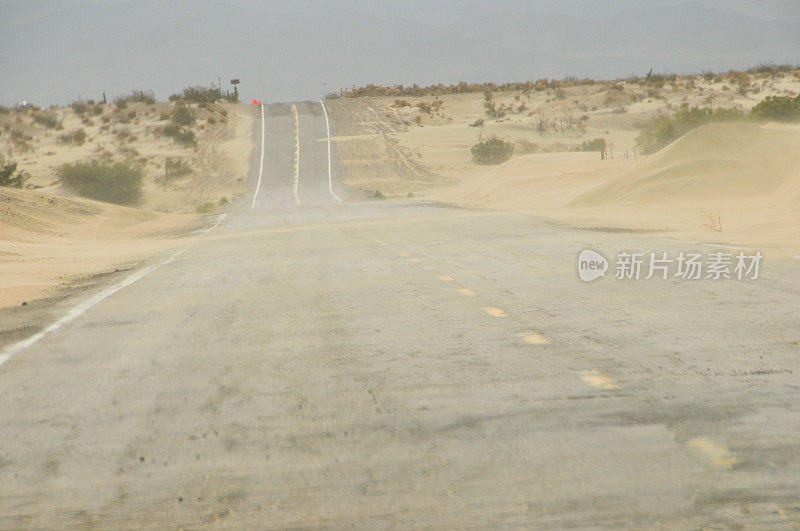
[1,0,800,527]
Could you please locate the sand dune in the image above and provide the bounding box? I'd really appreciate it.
[575,123,800,205]
[428,123,800,254]
[0,187,197,308]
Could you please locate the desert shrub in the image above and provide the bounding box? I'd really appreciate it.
[393,99,411,108]
[58,128,87,145]
[732,72,751,95]
[114,98,128,109]
[483,100,506,119]
[196,201,215,213]
[579,138,607,152]
[636,104,746,153]
[114,127,132,140]
[171,104,196,126]
[11,128,32,141]
[172,85,224,103]
[161,124,196,146]
[416,102,432,114]
[746,63,796,75]
[469,118,484,127]
[71,99,89,115]
[130,90,156,104]
[57,159,143,204]
[207,117,217,125]
[165,157,192,177]
[750,95,800,122]
[515,139,541,153]
[32,111,62,129]
[471,136,514,165]
[0,157,29,188]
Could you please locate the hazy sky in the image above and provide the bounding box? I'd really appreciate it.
[1,0,798,105]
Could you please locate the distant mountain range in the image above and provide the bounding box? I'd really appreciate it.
[1,0,797,105]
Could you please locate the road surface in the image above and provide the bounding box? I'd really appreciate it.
[1,102,799,528]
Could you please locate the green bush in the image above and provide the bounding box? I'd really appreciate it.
[469,118,484,127]
[636,105,746,154]
[171,104,196,126]
[471,136,514,165]
[162,124,196,146]
[751,95,800,122]
[58,160,143,204]
[0,157,29,188]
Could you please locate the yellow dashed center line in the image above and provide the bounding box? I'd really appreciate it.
[437,275,453,282]
[523,333,550,345]
[396,251,410,257]
[409,258,422,263]
[581,370,619,390]
[687,437,737,469]
[482,307,508,318]
[457,288,476,296]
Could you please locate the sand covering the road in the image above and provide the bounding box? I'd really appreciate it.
[428,122,800,254]
[0,187,198,308]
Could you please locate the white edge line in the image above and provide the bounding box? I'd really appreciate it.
[0,214,229,368]
[201,212,228,234]
[251,102,265,208]
[319,99,342,202]
[291,104,301,205]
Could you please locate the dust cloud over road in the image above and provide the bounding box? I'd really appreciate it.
[1,101,799,528]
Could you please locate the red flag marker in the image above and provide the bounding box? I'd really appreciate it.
[252,98,262,105]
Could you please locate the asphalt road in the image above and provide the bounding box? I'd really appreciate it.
[1,102,799,528]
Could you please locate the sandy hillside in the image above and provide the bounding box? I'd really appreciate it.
[329,69,800,253]
[0,99,254,309]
